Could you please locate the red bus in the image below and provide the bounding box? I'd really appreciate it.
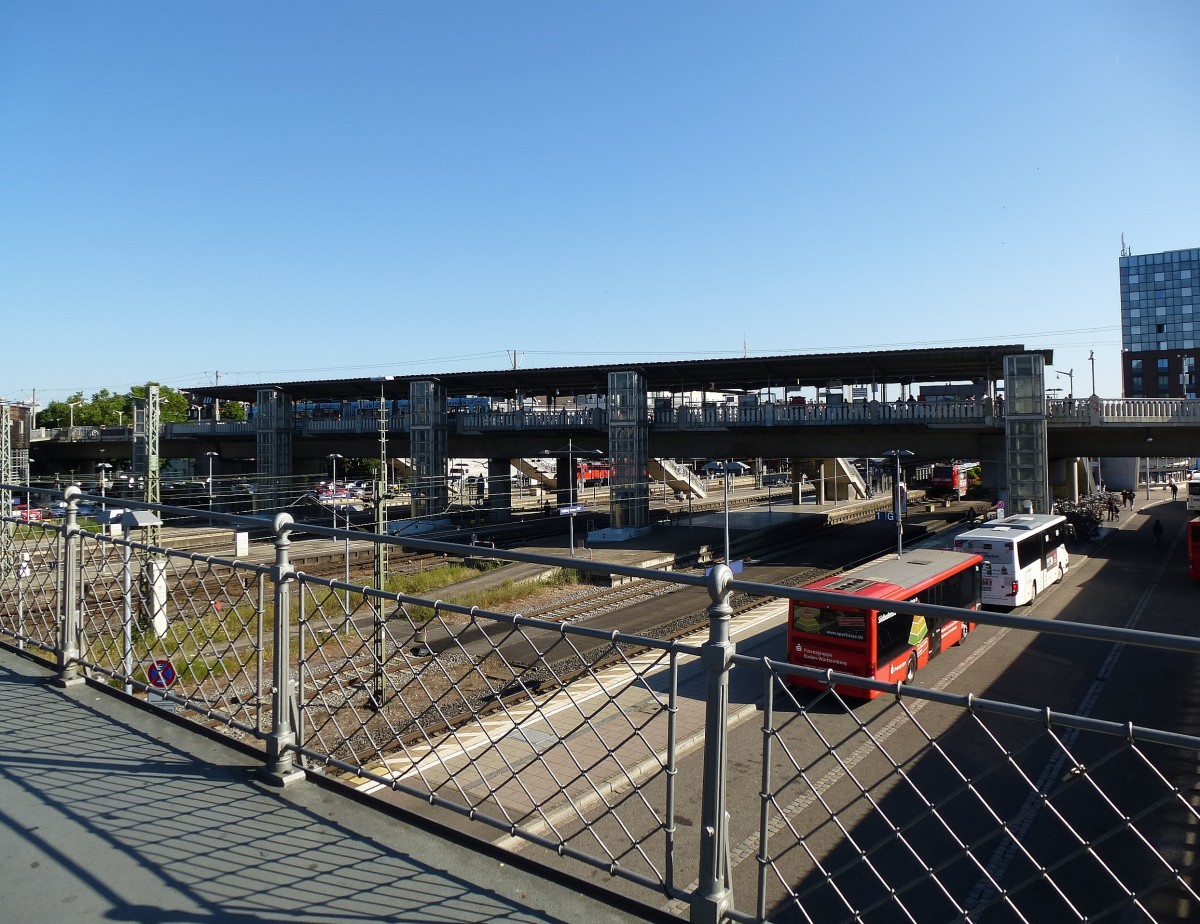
[1189,517,1200,580]
[787,548,983,699]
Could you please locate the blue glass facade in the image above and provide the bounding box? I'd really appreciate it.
[1119,247,1199,398]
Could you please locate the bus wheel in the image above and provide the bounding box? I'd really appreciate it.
[904,653,917,684]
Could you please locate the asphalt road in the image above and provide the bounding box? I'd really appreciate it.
[697,493,1200,923]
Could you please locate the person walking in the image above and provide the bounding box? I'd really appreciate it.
[1170,481,1178,501]
[1153,518,1164,547]
[1107,496,1119,521]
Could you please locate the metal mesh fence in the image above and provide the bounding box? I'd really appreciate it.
[4,498,1200,923]
[735,658,1200,923]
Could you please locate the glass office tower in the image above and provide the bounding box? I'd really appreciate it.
[1119,247,1199,398]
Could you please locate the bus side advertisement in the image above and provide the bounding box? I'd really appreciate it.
[1188,517,1200,581]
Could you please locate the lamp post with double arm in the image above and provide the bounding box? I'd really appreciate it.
[539,439,603,556]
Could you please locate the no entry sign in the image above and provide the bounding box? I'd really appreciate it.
[147,659,177,689]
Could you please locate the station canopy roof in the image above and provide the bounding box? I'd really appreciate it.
[183,344,1050,404]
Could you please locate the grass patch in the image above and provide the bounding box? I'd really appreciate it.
[402,567,587,623]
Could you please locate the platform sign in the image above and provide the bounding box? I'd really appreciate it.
[876,511,896,522]
[559,504,585,515]
[705,560,743,576]
[147,658,177,689]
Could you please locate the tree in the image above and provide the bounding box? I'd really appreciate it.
[219,401,247,422]
[39,393,86,429]
[129,384,190,423]
[37,384,193,427]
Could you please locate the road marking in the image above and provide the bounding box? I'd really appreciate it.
[665,621,1011,917]
[964,519,1181,914]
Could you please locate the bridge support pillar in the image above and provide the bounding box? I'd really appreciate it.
[410,381,448,519]
[605,370,649,537]
[255,388,293,513]
[487,458,512,523]
[1003,354,1051,515]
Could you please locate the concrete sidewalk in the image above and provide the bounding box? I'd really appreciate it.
[0,648,668,924]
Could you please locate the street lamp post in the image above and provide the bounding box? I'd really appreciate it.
[1056,368,1074,401]
[539,439,602,556]
[882,450,914,557]
[67,401,82,431]
[96,462,112,513]
[204,452,219,514]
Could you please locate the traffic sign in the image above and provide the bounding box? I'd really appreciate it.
[996,501,1005,516]
[147,659,177,689]
[558,504,585,515]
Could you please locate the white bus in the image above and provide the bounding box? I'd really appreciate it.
[953,513,1069,608]
[1186,473,1200,512]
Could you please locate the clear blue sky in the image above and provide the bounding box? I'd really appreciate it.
[3,1,1198,405]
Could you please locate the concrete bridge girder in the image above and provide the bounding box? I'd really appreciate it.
[28,411,1200,481]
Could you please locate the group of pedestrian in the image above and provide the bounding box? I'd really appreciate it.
[1106,495,1120,521]
[1120,489,1136,510]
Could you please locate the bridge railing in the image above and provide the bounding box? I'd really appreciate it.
[653,399,996,430]
[456,407,608,431]
[30,397,1200,445]
[3,487,1199,923]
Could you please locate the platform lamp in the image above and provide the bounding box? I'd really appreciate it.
[204,452,219,514]
[327,453,344,540]
[539,440,603,556]
[882,449,914,557]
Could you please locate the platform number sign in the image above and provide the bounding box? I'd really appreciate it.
[147,659,177,689]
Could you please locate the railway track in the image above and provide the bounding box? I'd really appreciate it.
[319,504,974,770]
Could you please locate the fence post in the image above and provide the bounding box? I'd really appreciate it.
[692,563,735,924]
[263,512,304,785]
[54,485,84,687]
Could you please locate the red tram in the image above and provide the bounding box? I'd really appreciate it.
[576,461,613,487]
[931,460,978,499]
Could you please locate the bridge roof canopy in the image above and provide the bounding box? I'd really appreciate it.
[184,344,1048,404]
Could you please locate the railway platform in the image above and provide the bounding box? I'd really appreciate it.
[441,492,970,597]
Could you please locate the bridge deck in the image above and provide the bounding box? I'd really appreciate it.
[0,649,667,924]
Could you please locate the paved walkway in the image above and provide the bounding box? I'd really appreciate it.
[0,648,670,924]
